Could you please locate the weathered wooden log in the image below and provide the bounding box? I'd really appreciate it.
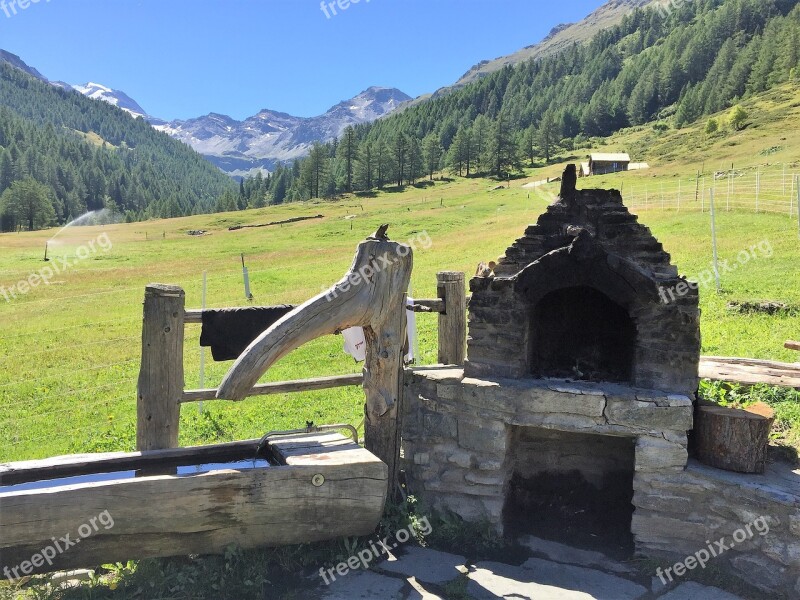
[437,271,467,366]
[699,356,800,389]
[137,284,184,451]
[181,374,364,403]
[216,231,412,494]
[694,402,775,474]
[785,340,800,352]
[0,434,387,576]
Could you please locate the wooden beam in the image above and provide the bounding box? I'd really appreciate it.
[699,356,800,390]
[437,272,467,366]
[408,298,445,313]
[185,297,466,322]
[785,341,800,352]
[181,374,364,403]
[137,284,184,451]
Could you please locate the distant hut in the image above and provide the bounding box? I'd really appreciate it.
[588,153,631,176]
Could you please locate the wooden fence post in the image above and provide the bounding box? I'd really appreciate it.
[137,284,185,451]
[437,271,466,366]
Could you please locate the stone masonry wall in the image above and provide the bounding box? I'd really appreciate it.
[401,367,800,598]
[635,461,800,597]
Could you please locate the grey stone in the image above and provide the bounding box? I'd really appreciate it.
[633,491,692,513]
[377,546,466,585]
[467,558,647,599]
[791,514,800,536]
[656,582,744,600]
[457,418,507,454]
[413,367,464,384]
[447,449,473,469]
[635,436,688,471]
[320,569,406,599]
[436,384,460,401]
[423,412,457,439]
[465,471,505,486]
[605,400,692,431]
[730,554,786,593]
[520,535,637,575]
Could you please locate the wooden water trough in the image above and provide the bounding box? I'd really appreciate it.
[0,432,386,575]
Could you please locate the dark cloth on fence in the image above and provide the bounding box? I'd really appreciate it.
[200,306,295,361]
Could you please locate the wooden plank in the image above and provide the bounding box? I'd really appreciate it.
[186,297,456,322]
[0,434,387,576]
[437,272,467,366]
[699,356,800,389]
[785,340,800,352]
[137,285,184,451]
[181,374,364,403]
[409,298,445,313]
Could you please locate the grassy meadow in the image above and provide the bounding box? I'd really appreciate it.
[1,86,799,463]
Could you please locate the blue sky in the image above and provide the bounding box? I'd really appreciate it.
[0,0,607,121]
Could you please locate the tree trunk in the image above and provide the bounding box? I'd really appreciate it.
[694,402,775,474]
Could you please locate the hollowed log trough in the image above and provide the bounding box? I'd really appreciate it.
[0,433,387,576]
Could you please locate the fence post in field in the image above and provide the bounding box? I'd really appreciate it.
[437,272,467,366]
[137,284,185,451]
[755,170,760,213]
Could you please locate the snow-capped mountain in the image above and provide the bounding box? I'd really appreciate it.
[155,87,411,177]
[72,82,151,119]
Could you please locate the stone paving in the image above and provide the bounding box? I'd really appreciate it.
[316,541,751,600]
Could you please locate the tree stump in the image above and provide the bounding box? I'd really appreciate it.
[694,402,775,474]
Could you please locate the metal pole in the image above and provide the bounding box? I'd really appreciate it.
[797,176,800,239]
[710,190,721,293]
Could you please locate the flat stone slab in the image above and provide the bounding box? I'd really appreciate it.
[467,558,648,599]
[320,570,406,600]
[656,581,745,600]
[520,535,637,575]
[377,546,466,584]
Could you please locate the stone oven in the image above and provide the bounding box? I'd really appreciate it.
[402,166,701,555]
[465,166,699,394]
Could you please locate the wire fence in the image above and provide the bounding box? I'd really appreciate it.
[617,165,800,218]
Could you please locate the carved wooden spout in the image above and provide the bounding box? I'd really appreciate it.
[216,233,413,487]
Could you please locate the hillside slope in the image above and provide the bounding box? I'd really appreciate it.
[0,62,235,226]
